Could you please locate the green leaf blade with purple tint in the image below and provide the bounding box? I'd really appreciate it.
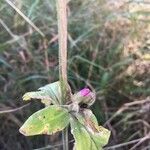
[70,109,111,150]
[19,105,70,136]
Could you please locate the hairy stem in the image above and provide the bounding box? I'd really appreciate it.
[56,0,68,150]
[57,0,68,103]
[57,0,67,81]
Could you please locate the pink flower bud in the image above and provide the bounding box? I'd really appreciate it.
[80,88,91,96]
[73,88,96,107]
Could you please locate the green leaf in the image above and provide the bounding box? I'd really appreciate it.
[19,105,70,136]
[70,109,111,150]
[23,81,62,105]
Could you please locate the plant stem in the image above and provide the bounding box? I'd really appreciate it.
[56,0,68,150]
[57,0,67,83]
[57,0,68,103]
[62,127,69,150]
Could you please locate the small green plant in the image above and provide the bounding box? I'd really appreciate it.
[19,0,110,149]
[19,81,110,150]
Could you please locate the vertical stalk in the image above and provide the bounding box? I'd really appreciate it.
[57,0,68,104]
[57,0,67,83]
[56,0,68,150]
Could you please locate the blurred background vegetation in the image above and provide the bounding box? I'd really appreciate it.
[0,0,150,149]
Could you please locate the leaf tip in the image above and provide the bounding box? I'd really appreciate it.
[19,126,27,136]
[22,93,31,101]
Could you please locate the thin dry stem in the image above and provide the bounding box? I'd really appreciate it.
[56,0,69,150]
[57,0,68,83]
[5,0,45,37]
[0,103,30,114]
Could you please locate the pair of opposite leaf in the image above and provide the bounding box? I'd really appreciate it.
[20,81,110,150]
